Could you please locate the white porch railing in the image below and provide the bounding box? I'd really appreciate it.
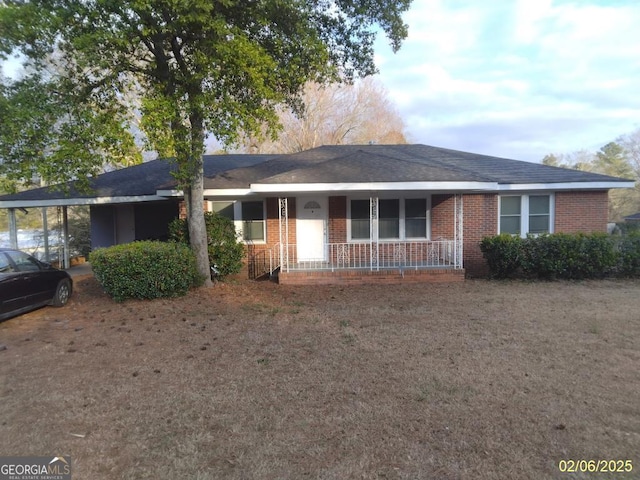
[269,240,459,273]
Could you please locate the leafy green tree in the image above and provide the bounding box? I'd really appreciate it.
[594,142,636,221]
[0,0,412,285]
[595,142,634,179]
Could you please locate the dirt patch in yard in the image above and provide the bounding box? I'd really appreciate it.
[1,276,639,479]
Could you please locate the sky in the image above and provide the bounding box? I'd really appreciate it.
[373,0,640,162]
[2,0,638,164]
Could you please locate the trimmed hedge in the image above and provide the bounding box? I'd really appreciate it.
[615,232,640,277]
[169,212,244,278]
[90,241,204,302]
[478,234,522,279]
[480,232,635,280]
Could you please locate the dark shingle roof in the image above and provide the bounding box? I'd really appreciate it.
[0,145,633,206]
[203,144,633,187]
[0,154,275,202]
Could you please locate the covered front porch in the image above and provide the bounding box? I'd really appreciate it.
[250,194,465,284]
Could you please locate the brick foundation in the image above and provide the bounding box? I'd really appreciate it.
[278,267,465,285]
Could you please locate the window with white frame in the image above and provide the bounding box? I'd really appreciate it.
[241,201,265,241]
[499,194,553,236]
[210,200,266,242]
[211,201,234,221]
[349,197,429,241]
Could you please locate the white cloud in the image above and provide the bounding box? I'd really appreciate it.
[374,0,640,162]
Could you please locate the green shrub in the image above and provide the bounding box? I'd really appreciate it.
[615,231,640,277]
[90,241,204,302]
[481,233,618,280]
[169,212,244,277]
[479,234,523,278]
[521,233,616,280]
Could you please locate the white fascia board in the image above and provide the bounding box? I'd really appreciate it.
[250,181,499,193]
[203,188,253,197]
[156,189,183,197]
[0,195,168,209]
[497,181,636,191]
[156,188,253,197]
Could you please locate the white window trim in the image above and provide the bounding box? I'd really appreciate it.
[347,195,432,242]
[208,199,267,244]
[498,193,555,237]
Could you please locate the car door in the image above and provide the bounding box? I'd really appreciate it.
[0,252,28,315]
[4,250,50,306]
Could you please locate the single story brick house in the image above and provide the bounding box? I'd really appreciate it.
[0,144,634,283]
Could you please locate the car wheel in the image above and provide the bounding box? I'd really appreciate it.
[52,279,72,307]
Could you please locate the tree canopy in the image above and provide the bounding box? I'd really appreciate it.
[542,130,640,221]
[240,78,408,153]
[0,0,413,282]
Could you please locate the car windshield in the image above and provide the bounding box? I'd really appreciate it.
[5,251,41,272]
[0,253,16,274]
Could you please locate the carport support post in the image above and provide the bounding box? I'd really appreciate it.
[42,207,50,263]
[8,208,18,249]
[62,206,70,269]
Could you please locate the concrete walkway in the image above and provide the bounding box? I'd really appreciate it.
[66,262,93,278]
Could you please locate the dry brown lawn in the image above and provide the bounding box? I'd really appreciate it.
[1,275,639,479]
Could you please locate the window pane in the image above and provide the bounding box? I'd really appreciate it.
[529,215,550,234]
[529,195,550,215]
[379,199,399,239]
[500,216,520,235]
[243,221,264,241]
[379,218,399,239]
[405,199,427,238]
[212,201,234,220]
[405,198,427,218]
[352,219,370,239]
[406,219,427,238]
[351,200,369,219]
[379,199,399,218]
[241,201,264,241]
[351,200,370,239]
[501,196,521,215]
[242,201,263,220]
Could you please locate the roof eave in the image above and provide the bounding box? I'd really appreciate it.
[0,195,170,209]
[497,181,635,191]
[249,181,499,193]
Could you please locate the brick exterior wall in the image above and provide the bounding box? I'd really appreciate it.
[206,190,610,281]
[554,191,609,233]
[431,194,455,239]
[279,267,464,285]
[328,196,347,243]
[462,194,499,277]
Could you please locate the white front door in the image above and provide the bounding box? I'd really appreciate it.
[296,197,327,262]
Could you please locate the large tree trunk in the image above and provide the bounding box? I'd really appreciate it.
[184,110,213,287]
[185,169,213,287]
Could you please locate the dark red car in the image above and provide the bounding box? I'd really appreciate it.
[0,248,72,321]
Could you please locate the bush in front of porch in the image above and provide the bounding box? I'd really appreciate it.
[480,233,628,280]
[169,212,244,278]
[90,241,204,301]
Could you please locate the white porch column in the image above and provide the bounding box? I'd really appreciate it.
[8,208,18,249]
[278,197,289,273]
[370,196,379,271]
[454,194,464,269]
